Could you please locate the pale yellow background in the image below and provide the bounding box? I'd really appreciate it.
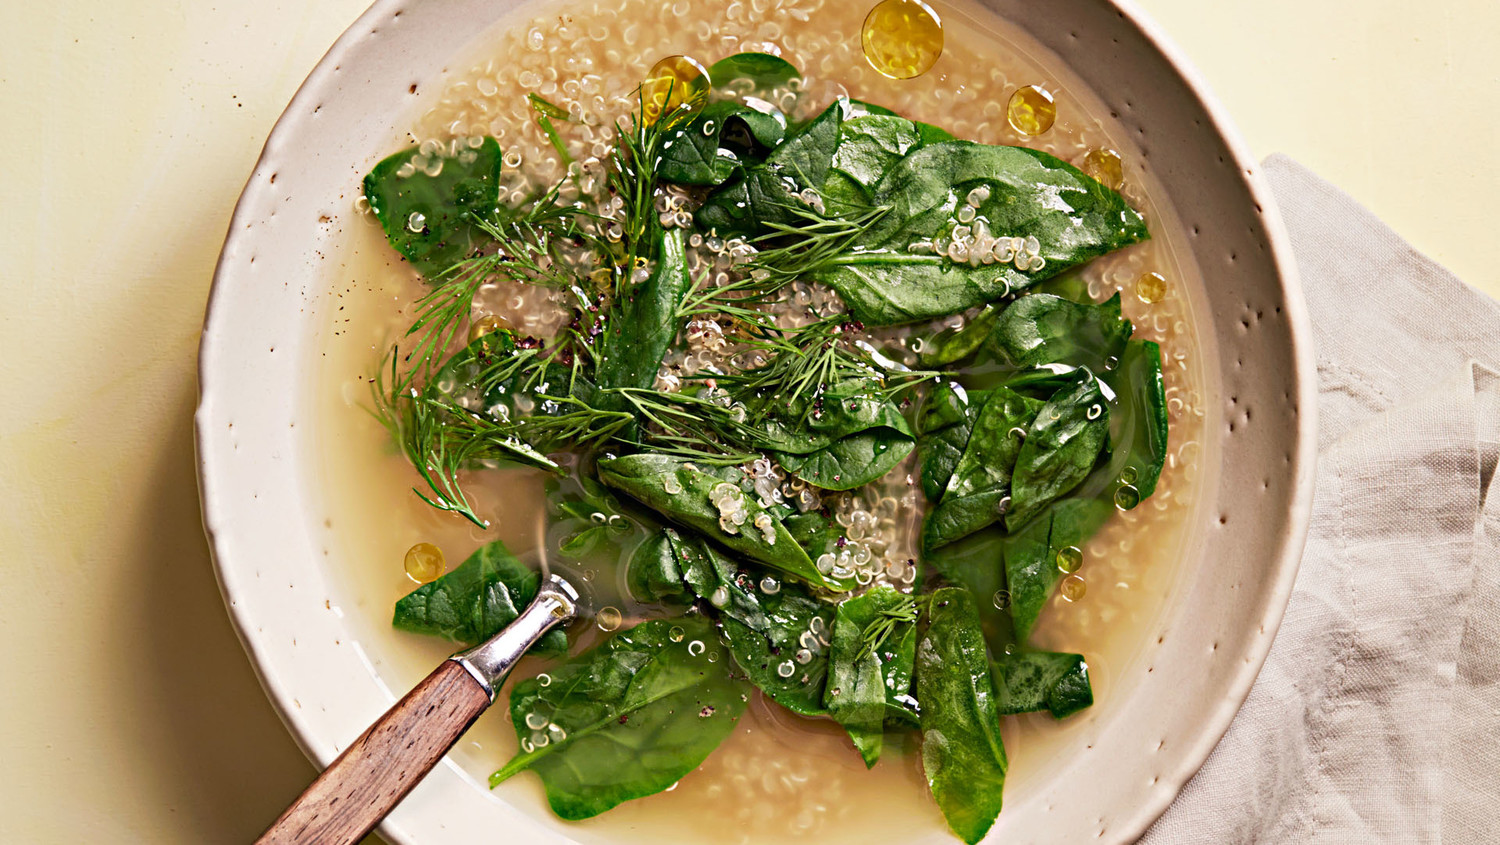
[2,0,1495,841]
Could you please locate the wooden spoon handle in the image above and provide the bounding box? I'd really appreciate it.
[255,659,489,845]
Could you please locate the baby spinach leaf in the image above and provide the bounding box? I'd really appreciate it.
[922,527,1014,657]
[986,292,1132,373]
[915,382,989,502]
[597,453,852,591]
[992,650,1093,719]
[825,586,918,765]
[1100,339,1168,501]
[708,52,801,93]
[392,539,567,655]
[783,512,844,559]
[626,527,770,632]
[773,429,914,491]
[918,303,1005,367]
[721,579,835,716]
[659,100,787,186]
[363,136,502,277]
[922,388,1042,551]
[815,142,1149,325]
[1006,371,1111,530]
[826,115,922,195]
[595,227,692,395]
[697,99,844,235]
[491,617,747,819]
[1003,497,1112,642]
[917,587,1008,845]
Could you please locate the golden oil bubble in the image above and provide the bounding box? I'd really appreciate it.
[1081,148,1124,190]
[861,0,944,80]
[596,605,623,632]
[1056,545,1083,574]
[468,314,512,343]
[1007,85,1057,136]
[403,542,446,584]
[1137,271,1168,304]
[992,589,1012,611]
[1060,574,1087,602]
[1115,484,1141,510]
[1120,466,1139,485]
[641,55,711,125]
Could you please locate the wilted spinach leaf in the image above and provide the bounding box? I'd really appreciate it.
[1099,339,1168,501]
[986,292,1132,373]
[595,227,692,395]
[915,382,989,502]
[1003,497,1112,642]
[815,142,1149,325]
[659,100,787,186]
[597,453,852,591]
[708,52,801,93]
[825,586,918,765]
[625,527,769,631]
[922,387,1042,551]
[917,587,1008,845]
[775,429,914,491]
[760,378,916,491]
[918,303,1005,367]
[697,99,844,235]
[363,137,502,277]
[992,650,1093,719]
[721,579,836,716]
[1005,370,1111,530]
[392,539,567,655]
[491,617,747,819]
[783,512,844,559]
[922,527,1013,656]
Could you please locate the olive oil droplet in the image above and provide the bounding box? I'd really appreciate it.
[641,55,711,125]
[596,605,623,632]
[1060,574,1087,602]
[468,314,511,343]
[403,542,446,584]
[861,0,944,80]
[1081,148,1124,190]
[1056,545,1083,574]
[1115,484,1141,510]
[992,589,1012,611]
[1120,466,1139,485]
[1137,271,1168,304]
[1007,85,1057,136]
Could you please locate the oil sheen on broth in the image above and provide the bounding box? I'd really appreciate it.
[309,0,1215,841]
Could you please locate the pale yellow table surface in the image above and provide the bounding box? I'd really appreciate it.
[2,1,1496,841]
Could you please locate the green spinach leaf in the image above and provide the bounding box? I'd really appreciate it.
[922,387,1042,551]
[491,617,746,819]
[597,453,852,591]
[595,226,692,394]
[986,292,1132,372]
[659,100,787,186]
[626,527,770,631]
[363,137,502,277]
[815,142,1149,325]
[697,99,844,235]
[774,429,914,491]
[922,527,1013,656]
[825,586,918,765]
[917,587,1008,845]
[1003,497,1112,642]
[918,303,1005,367]
[708,52,801,93]
[992,650,1093,719]
[1006,371,1111,530]
[721,579,835,716]
[392,539,567,655]
[1100,339,1168,501]
[915,382,989,502]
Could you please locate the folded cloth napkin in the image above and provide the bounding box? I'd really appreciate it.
[1142,155,1500,844]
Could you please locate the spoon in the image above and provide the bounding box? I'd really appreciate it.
[255,573,580,844]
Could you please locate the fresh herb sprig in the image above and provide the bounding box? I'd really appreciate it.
[855,591,926,663]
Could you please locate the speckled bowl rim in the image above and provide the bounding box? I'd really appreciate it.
[196,0,1316,842]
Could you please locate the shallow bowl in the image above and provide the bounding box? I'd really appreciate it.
[196,0,1316,841]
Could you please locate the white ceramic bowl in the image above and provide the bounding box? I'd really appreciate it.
[197,0,1316,841]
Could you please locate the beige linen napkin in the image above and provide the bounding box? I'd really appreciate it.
[1142,156,1500,844]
